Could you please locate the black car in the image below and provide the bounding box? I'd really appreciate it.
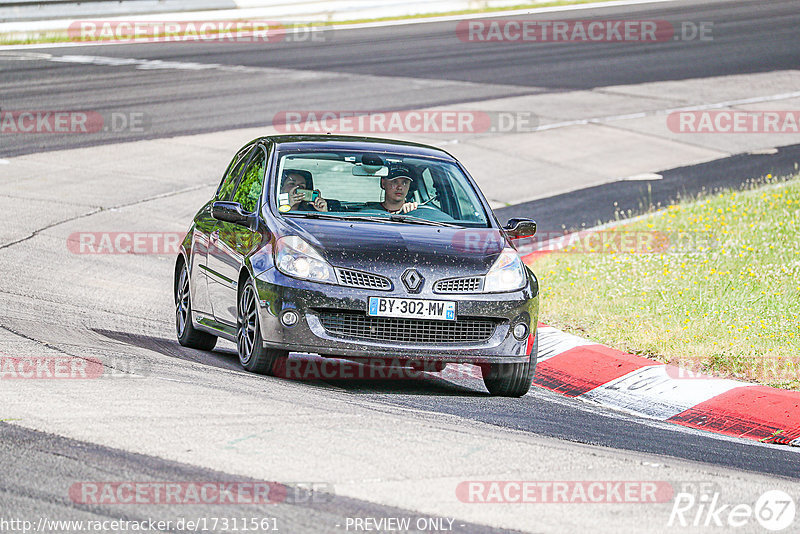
[174,135,539,396]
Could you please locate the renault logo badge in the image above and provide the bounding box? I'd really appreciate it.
[401,268,424,293]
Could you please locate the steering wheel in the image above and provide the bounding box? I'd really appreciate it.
[409,204,457,222]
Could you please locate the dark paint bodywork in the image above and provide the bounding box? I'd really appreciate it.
[176,135,539,365]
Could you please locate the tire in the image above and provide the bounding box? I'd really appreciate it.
[482,330,538,397]
[237,277,288,375]
[175,261,217,351]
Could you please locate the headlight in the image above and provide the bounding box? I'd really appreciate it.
[484,248,527,293]
[274,236,336,283]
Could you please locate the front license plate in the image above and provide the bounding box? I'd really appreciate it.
[368,297,456,321]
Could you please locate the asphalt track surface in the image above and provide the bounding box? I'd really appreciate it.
[31,328,800,480]
[0,422,511,534]
[495,142,800,231]
[2,0,800,529]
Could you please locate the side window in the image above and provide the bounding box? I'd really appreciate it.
[232,147,266,213]
[216,145,254,201]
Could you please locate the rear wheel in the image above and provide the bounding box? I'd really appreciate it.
[175,261,217,351]
[237,277,288,375]
[482,331,537,397]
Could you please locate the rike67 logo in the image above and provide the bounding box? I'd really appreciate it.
[669,484,796,531]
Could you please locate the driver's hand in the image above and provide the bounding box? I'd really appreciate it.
[400,202,418,214]
[314,196,328,212]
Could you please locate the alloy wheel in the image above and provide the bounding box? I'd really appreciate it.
[176,265,190,337]
[238,284,258,365]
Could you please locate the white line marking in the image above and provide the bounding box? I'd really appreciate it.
[622,172,663,181]
[29,53,488,90]
[0,159,9,165]
[748,147,779,155]
[39,53,331,80]
[0,51,53,60]
[49,54,262,73]
[580,365,754,420]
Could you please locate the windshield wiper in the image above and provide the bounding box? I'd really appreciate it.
[288,212,349,221]
[289,212,394,224]
[289,211,460,228]
[387,214,461,228]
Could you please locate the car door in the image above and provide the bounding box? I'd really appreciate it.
[190,143,254,317]
[207,144,267,326]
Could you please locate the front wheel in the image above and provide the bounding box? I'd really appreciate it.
[481,331,537,397]
[237,277,287,375]
[175,261,217,351]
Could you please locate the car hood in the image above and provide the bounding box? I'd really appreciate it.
[279,217,507,274]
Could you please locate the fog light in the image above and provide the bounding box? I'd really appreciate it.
[281,310,299,327]
[513,323,528,340]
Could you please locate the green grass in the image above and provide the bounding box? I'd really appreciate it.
[0,0,621,45]
[528,173,800,390]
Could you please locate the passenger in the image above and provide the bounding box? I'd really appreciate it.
[363,165,419,214]
[280,169,328,212]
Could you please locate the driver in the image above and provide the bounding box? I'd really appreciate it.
[366,165,419,214]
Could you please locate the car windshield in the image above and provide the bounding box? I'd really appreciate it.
[272,150,490,227]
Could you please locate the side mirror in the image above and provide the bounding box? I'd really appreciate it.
[212,201,251,225]
[504,218,537,239]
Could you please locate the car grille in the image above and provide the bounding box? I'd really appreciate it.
[433,276,483,294]
[335,268,392,290]
[315,309,497,344]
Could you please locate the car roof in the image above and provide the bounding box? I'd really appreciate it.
[255,135,458,161]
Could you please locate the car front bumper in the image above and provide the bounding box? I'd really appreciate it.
[253,267,539,365]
